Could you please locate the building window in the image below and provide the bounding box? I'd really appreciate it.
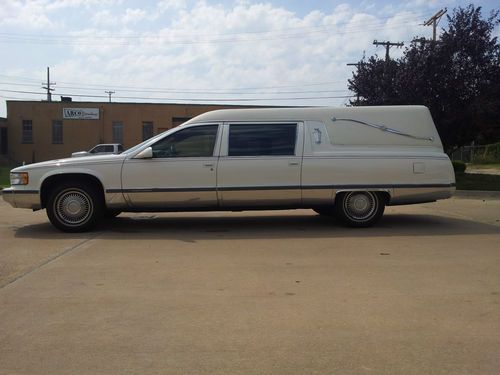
[22,120,33,143]
[142,121,154,141]
[112,121,123,144]
[52,120,63,144]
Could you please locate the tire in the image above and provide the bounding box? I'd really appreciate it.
[46,182,103,232]
[334,191,385,227]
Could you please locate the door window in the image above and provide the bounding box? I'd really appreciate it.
[151,125,218,158]
[228,124,297,156]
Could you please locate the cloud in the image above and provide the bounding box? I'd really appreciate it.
[0,1,437,116]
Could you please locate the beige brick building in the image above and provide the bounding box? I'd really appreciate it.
[4,101,253,164]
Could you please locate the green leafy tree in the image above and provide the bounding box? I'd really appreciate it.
[348,5,500,152]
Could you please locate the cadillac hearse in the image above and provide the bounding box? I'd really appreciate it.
[3,106,455,232]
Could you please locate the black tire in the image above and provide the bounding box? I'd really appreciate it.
[334,191,385,227]
[46,182,103,232]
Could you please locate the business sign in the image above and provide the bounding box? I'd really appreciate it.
[63,108,100,120]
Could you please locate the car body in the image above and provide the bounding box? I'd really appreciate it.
[71,143,123,157]
[3,106,455,232]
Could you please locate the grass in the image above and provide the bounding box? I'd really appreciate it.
[468,163,500,171]
[455,172,500,191]
[0,166,10,188]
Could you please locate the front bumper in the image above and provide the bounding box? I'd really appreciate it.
[2,188,41,209]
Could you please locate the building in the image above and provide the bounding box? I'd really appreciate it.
[3,100,254,164]
[0,117,6,157]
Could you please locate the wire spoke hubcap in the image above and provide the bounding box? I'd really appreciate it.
[344,192,377,221]
[55,190,93,225]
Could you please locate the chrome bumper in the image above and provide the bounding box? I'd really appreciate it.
[2,188,41,209]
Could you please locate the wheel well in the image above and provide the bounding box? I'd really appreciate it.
[40,174,105,209]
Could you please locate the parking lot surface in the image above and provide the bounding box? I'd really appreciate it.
[1,196,499,374]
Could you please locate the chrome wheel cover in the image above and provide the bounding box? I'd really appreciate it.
[54,189,93,226]
[343,192,377,221]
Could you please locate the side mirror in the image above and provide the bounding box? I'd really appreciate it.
[134,147,153,159]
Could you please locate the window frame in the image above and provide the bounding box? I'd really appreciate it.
[142,121,154,141]
[52,119,63,144]
[112,121,124,144]
[22,119,33,144]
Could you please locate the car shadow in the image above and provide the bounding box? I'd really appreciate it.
[13,211,500,240]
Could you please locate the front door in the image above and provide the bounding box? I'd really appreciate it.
[121,124,220,209]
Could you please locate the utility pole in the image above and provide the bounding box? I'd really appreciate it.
[373,40,404,62]
[42,67,56,102]
[105,90,115,103]
[423,8,447,42]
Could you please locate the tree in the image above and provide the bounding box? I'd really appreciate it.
[348,5,500,152]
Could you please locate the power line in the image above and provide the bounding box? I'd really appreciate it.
[0,88,355,102]
[0,11,429,41]
[0,82,350,95]
[0,74,348,91]
[0,17,428,46]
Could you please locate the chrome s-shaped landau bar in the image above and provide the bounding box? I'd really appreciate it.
[331,117,434,142]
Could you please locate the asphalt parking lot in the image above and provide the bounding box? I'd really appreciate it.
[1,195,499,375]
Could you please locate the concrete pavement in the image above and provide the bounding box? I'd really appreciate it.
[1,197,499,374]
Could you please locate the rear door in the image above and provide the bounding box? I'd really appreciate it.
[217,122,303,207]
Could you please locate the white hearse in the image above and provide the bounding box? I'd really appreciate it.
[3,106,455,232]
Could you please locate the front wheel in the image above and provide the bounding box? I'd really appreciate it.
[46,182,102,232]
[334,191,385,227]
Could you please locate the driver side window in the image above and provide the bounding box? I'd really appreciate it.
[151,125,218,158]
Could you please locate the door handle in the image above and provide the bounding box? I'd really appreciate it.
[203,163,214,167]
[288,161,300,166]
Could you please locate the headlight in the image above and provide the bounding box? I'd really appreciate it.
[10,172,29,185]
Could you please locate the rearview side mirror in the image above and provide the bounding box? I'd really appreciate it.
[134,147,153,159]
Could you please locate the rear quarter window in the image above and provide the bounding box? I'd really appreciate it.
[228,124,297,156]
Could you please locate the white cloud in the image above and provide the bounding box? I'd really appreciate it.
[157,0,186,12]
[0,1,444,117]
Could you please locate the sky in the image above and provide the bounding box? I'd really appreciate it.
[0,0,498,117]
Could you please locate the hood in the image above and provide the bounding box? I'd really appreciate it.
[12,153,126,172]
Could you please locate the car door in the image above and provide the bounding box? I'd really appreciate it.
[217,122,303,207]
[121,124,221,209]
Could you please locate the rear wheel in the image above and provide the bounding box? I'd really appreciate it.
[334,191,385,227]
[46,182,102,232]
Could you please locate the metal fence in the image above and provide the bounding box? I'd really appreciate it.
[449,145,500,163]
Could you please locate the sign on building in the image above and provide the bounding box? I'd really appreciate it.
[63,108,100,120]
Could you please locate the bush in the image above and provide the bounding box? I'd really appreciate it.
[452,160,466,173]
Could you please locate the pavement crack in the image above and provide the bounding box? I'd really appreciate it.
[0,232,102,290]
